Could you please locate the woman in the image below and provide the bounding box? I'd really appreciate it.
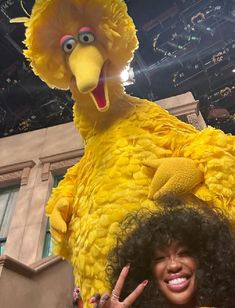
[92,196,235,307]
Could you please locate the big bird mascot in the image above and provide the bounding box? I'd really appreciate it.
[14,0,235,306]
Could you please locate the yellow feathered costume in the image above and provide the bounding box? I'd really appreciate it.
[21,0,235,306]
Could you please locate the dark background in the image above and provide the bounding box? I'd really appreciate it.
[0,0,235,137]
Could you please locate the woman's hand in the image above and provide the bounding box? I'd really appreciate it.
[90,265,148,307]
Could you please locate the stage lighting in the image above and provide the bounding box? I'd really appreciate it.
[121,66,135,86]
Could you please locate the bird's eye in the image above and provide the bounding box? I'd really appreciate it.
[78,31,95,44]
[60,35,76,53]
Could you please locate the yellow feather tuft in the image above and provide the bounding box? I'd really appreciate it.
[10,17,29,23]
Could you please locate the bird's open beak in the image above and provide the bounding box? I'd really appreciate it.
[68,45,110,112]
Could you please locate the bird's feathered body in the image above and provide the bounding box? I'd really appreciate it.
[21,0,235,306]
[47,96,235,303]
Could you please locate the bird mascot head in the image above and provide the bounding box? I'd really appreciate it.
[23,0,138,112]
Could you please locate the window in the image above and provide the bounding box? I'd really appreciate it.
[42,174,64,257]
[0,186,19,256]
[53,174,64,187]
[42,219,53,258]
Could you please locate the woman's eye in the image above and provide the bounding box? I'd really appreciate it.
[154,256,165,263]
[60,36,76,53]
[178,250,190,257]
[78,32,95,44]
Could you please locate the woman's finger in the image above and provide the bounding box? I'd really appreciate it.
[90,293,101,307]
[97,293,110,308]
[112,265,130,299]
[122,280,148,307]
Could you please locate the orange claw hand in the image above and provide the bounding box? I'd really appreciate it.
[144,157,203,200]
[49,197,72,242]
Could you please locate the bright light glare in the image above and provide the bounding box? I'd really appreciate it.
[232,68,235,73]
[121,69,130,82]
[120,67,135,86]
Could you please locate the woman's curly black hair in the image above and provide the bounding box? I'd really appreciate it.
[107,195,235,307]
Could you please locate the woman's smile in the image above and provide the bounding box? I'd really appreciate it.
[153,242,197,306]
[166,274,192,292]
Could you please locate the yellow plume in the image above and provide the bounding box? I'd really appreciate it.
[10,17,29,24]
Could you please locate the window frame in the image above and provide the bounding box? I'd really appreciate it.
[0,185,20,256]
[42,174,65,258]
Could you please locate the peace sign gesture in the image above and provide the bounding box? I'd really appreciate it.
[91,265,148,308]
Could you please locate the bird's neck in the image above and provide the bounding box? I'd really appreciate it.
[71,82,135,141]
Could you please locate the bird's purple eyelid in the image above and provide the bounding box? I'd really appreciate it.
[60,35,74,47]
[79,26,94,34]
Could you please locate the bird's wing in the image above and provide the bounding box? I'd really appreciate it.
[132,98,235,212]
[181,127,235,211]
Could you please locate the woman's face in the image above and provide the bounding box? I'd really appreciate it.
[152,242,197,306]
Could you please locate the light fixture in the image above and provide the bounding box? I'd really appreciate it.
[120,66,135,86]
[208,107,231,123]
[232,68,235,73]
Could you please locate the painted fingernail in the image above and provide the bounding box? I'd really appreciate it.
[89,294,101,303]
[89,297,96,304]
[102,294,110,301]
[100,294,110,304]
[124,264,130,272]
[142,280,148,286]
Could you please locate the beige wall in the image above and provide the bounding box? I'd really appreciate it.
[0,122,83,166]
[0,255,74,308]
[0,122,83,308]
[0,122,84,265]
